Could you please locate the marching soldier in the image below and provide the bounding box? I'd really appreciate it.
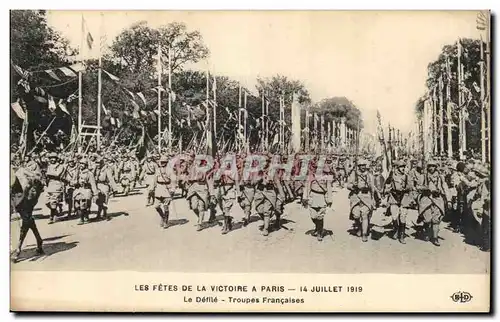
[45,152,66,224]
[347,159,375,242]
[139,154,158,206]
[11,164,45,262]
[215,156,240,234]
[63,155,79,218]
[73,158,98,225]
[417,160,447,246]
[153,155,177,228]
[384,160,412,243]
[95,156,120,220]
[238,154,258,227]
[450,161,478,233]
[186,156,212,231]
[302,156,334,241]
[118,154,136,196]
[254,155,280,236]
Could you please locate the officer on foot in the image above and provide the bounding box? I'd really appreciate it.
[45,152,66,224]
[153,155,176,229]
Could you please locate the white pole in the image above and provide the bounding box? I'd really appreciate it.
[157,44,162,152]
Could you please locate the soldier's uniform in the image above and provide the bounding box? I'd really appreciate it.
[238,155,259,227]
[118,156,136,196]
[140,156,158,206]
[418,160,447,246]
[11,166,45,261]
[215,159,239,234]
[95,157,119,220]
[63,157,79,218]
[254,156,278,236]
[153,155,176,228]
[73,159,98,225]
[384,160,412,243]
[292,154,306,200]
[45,152,66,224]
[471,166,490,251]
[450,162,478,233]
[302,156,334,241]
[347,159,375,242]
[186,157,212,231]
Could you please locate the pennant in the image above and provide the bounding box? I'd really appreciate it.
[132,110,140,119]
[110,117,116,126]
[102,103,109,116]
[67,93,78,102]
[11,101,26,119]
[140,110,148,117]
[136,92,147,105]
[70,63,86,73]
[130,98,141,113]
[48,95,57,111]
[59,67,77,77]
[12,62,30,79]
[87,32,94,49]
[35,87,45,96]
[170,91,176,103]
[116,119,122,128]
[123,110,130,117]
[125,89,135,100]
[34,95,47,104]
[45,69,61,81]
[17,79,30,93]
[472,81,481,93]
[103,69,120,81]
[58,100,70,114]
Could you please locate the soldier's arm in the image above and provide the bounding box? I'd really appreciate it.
[274,175,285,199]
[302,177,310,202]
[106,168,119,193]
[89,173,98,196]
[346,172,356,190]
[326,179,333,205]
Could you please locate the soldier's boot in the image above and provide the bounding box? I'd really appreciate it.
[84,209,90,222]
[361,218,369,242]
[77,210,85,225]
[354,219,362,237]
[48,209,56,224]
[422,223,430,241]
[194,210,203,231]
[390,220,399,240]
[316,219,324,242]
[96,206,102,219]
[221,216,229,235]
[209,207,217,222]
[102,206,109,221]
[311,219,319,237]
[399,223,406,244]
[13,226,29,261]
[32,224,44,255]
[67,203,73,218]
[431,223,440,247]
[274,213,281,231]
[123,185,130,196]
[262,216,270,236]
[163,209,170,229]
[242,211,251,227]
[155,206,165,228]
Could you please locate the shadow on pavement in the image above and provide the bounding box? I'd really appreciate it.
[43,234,71,242]
[12,241,79,264]
[166,218,189,228]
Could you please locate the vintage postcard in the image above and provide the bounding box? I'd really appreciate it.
[10,10,491,312]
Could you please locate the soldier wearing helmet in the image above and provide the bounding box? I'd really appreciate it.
[384,159,412,244]
[139,153,159,206]
[347,159,375,242]
[45,152,66,224]
[417,160,447,246]
[63,154,79,218]
[95,155,120,221]
[153,155,177,229]
[73,158,98,225]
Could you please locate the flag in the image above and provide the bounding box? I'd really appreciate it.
[103,69,120,81]
[34,95,47,104]
[116,119,122,128]
[212,76,217,94]
[11,62,30,79]
[45,69,61,81]
[102,103,109,116]
[70,63,86,73]
[136,92,147,105]
[67,93,78,102]
[87,32,94,49]
[473,81,481,93]
[17,79,30,93]
[477,11,487,30]
[125,89,135,100]
[59,67,77,77]
[48,95,57,112]
[130,98,141,112]
[58,100,70,114]
[11,100,26,119]
[35,87,45,96]
[110,117,116,126]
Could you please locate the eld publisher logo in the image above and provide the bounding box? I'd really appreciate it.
[451,291,473,303]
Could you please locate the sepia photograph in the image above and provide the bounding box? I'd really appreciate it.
[9,9,491,312]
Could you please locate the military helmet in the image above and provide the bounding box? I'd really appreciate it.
[357,159,368,166]
[427,160,438,167]
[159,155,169,163]
[48,152,58,159]
[79,158,88,165]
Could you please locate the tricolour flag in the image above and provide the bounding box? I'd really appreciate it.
[58,100,70,114]
[60,67,77,77]
[87,32,94,49]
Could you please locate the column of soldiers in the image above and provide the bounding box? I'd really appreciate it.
[10,147,491,262]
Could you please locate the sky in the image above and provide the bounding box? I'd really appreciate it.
[46,10,484,134]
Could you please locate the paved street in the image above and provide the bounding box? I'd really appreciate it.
[11,186,489,274]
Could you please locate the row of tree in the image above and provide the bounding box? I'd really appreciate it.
[10,10,363,155]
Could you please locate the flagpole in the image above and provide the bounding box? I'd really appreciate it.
[457,38,463,160]
[168,45,172,153]
[486,23,491,163]
[206,64,210,156]
[480,34,486,163]
[244,91,248,152]
[97,12,103,151]
[446,55,453,158]
[78,14,84,153]
[213,74,217,150]
[261,91,264,151]
[238,85,242,151]
[157,44,162,152]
